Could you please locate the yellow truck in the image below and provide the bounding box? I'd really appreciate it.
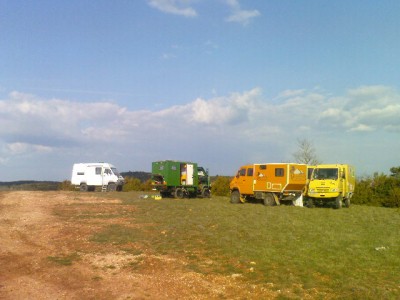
[230,163,308,206]
[306,164,355,209]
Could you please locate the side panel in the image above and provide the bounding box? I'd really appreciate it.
[253,163,307,192]
[285,164,307,191]
[253,164,285,191]
[152,161,200,187]
[343,165,356,198]
[86,166,103,186]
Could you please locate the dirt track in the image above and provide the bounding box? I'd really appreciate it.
[0,191,278,300]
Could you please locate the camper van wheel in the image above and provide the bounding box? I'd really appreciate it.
[344,198,350,208]
[335,196,343,209]
[263,193,276,206]
[107,183,117,192]
[175,188,184,199]
[80,183,88,192]
[230,191,241,204]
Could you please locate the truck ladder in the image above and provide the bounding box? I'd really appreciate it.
[101,185,108,192]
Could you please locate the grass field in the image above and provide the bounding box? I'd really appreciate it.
[83,192,399,299]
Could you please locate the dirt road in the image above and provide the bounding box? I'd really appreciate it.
[0,191,277,300]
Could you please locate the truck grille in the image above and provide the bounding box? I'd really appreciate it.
[316,187,330,193]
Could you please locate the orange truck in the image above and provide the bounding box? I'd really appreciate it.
[230,163,308,206]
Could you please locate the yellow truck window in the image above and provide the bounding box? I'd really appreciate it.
[247,168,253,176]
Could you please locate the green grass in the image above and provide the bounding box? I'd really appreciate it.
[86,193,400,298]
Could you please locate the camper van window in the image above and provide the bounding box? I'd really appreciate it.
[77,172,84,175]
[247,168,253,176]
[105,169,112,175]
[260,165,266,170]
[111,168,120,176]
[239,168,246,176]
[95,167,102,175]
[275,168,284,177]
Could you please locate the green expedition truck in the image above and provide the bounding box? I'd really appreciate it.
[151,160,211,198]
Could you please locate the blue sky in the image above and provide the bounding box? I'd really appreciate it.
[1,0,400,181]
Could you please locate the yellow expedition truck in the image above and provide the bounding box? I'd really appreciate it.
[306,164,355,209]
[230,163,307,206]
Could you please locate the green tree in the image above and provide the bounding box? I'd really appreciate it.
[390,166,400,178]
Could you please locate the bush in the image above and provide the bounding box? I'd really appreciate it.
[59,180,75,191]
[352,172,400,208]
[123,177,152,192]
[211,176,231,196]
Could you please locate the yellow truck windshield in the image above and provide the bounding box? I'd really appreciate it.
[312,168,338,180]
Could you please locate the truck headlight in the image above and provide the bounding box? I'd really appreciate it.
[330,188,338,192]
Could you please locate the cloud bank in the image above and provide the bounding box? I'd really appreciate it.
[1,85,399,180]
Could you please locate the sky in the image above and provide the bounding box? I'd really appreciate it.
[1,0,400,181]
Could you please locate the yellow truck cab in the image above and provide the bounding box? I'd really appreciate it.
[230,163,307,206]
[306,164,355,209]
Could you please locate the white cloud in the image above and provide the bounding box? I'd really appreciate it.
[147,0,197,17]
[6,142,53,155]
[1,85,400,180]
[224,0,260,25]
[147,0,260,24]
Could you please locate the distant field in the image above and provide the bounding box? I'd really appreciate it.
[97,192,400,299]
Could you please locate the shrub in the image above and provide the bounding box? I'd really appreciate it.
[123,177,152,192]
[352,172,400,208]
[59,180,75,191]
[211,176,231,196]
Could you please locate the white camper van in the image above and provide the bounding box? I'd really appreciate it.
[71,163,124,192]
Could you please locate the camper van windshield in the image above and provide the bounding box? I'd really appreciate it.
[312,168,338,180]
[111,168,120,176]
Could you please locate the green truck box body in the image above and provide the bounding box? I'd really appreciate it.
[152,160,199,188]
[151,160,210,198]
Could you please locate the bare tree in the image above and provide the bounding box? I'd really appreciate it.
[292,138,321,165]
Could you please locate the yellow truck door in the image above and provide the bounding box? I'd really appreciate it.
[232,165,254,196]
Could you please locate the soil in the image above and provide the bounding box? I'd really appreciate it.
[0,191,281,300]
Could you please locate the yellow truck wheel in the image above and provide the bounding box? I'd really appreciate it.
[335,196,343,209]
[263,193,276,206]
[230,190,241,204]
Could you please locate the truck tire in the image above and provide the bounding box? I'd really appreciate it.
[263,193,276,206]
[344,198,350,208]
[175,188,184,199]
[107,183,117,192]
[305,198,315,208]
[335,196,343,209]
[201,188,211,198]
[230,190,241,204]
[80,183,88,192]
